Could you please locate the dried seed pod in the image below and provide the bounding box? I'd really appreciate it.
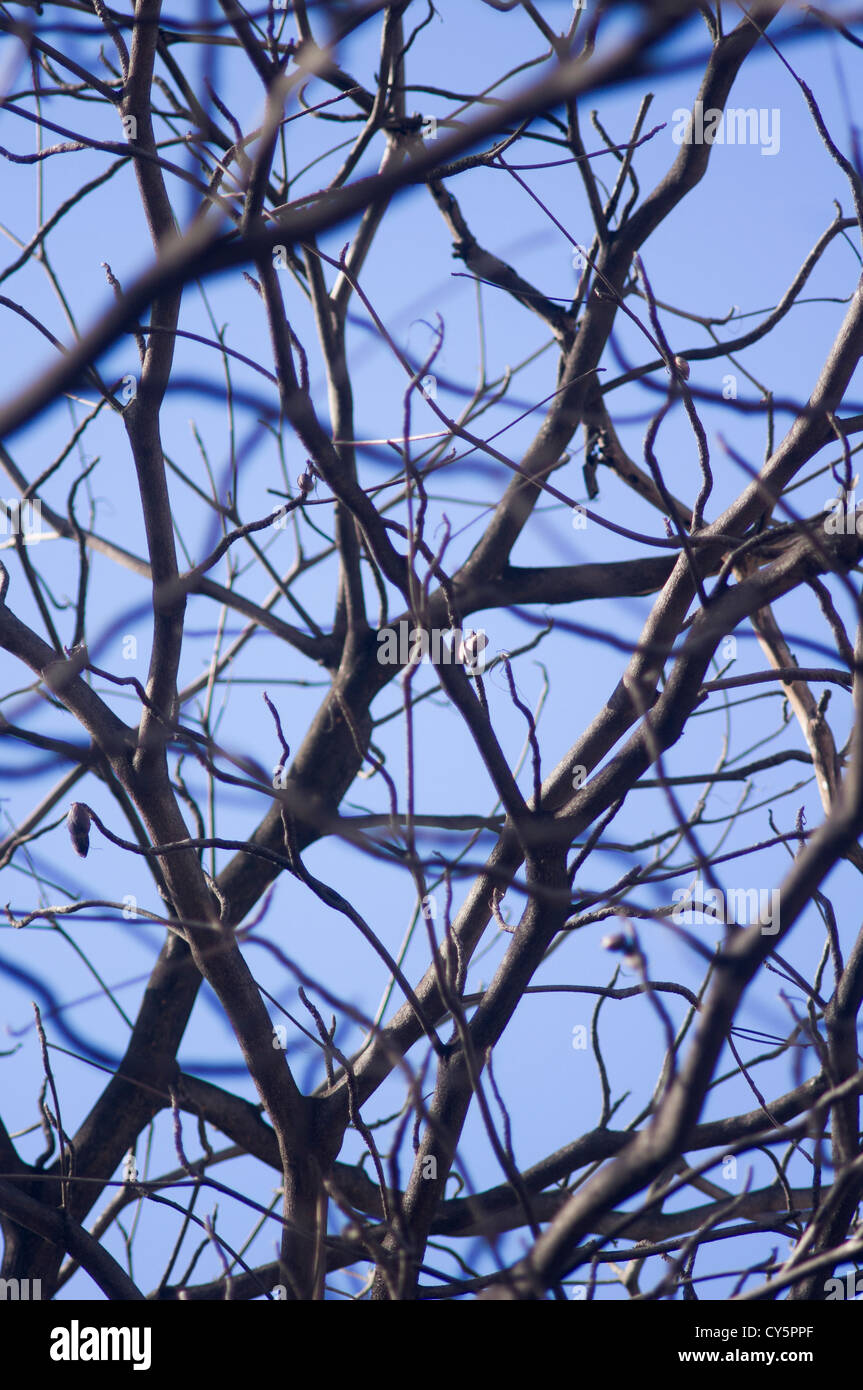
[457,629,488,672]
[67,802,91,858]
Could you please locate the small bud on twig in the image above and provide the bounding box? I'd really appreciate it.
[67,802,91,858]
[297,465,316,496]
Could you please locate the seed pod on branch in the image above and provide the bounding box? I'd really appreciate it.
[66,802,91,858]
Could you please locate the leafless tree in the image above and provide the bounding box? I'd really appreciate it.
[2,0,863,1304]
